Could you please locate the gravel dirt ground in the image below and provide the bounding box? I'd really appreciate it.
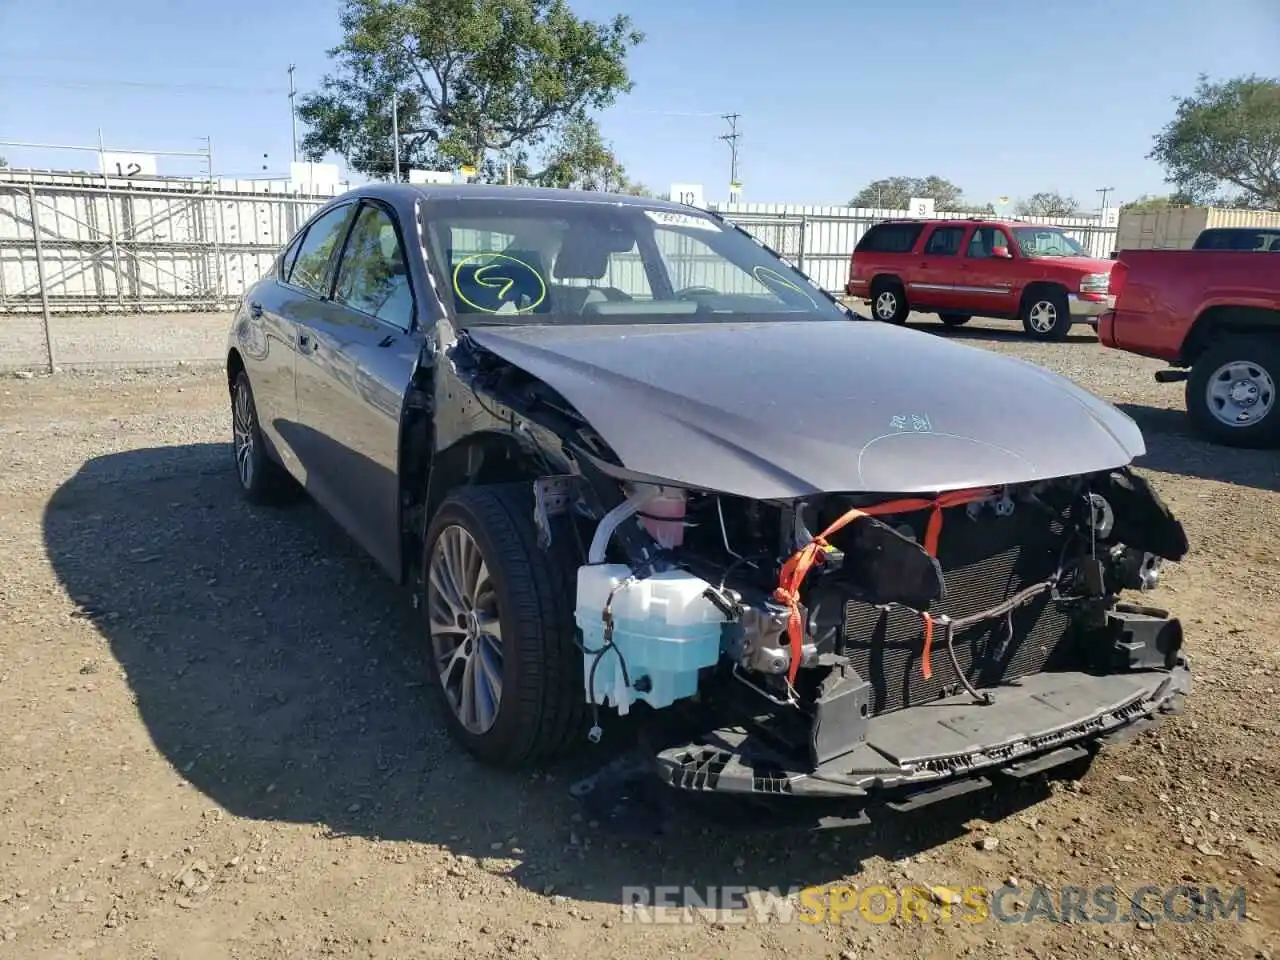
[2,313,1279,960]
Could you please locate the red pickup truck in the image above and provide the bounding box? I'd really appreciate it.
[845,218,1117,340]
[1099,247,1280,447]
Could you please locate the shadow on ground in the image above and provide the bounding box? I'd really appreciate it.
[1115,402,1280,493]
[45,443,1062,905]
[911,319,1098,346]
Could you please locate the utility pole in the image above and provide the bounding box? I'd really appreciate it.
[287,64,298,162]
[1096,186,1113,215]
[720,113,741,202]
[391,92,400,182]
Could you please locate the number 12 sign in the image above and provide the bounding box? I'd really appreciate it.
[100,152,158,178]
[668,183,705,208]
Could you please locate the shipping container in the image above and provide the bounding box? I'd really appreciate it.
[1116,206,1280,251]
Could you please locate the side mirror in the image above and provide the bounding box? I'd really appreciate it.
[992,245,1012,259]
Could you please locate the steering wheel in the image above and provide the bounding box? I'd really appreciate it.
[673,286,719,299]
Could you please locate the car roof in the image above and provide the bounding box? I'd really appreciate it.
[871,217,1031,229]
[339,182,708,212]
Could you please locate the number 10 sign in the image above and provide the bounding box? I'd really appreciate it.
[668,183,705,208]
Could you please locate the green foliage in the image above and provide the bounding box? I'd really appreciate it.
[1150,74,1280,209]
[848,176,993,213]
[529,117,647,193]
[1015,191,1081,217]
[297,0,644,180]
[1120,193,1187,213]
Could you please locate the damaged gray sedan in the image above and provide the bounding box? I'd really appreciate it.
[226,184,1190,815]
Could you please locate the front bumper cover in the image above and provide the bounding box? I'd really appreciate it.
[653,661,1188,804]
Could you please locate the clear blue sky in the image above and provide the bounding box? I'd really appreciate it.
[1,0,1277,208]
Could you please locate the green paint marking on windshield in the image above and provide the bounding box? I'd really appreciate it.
[452,252,547,314]
[752,265,818,306]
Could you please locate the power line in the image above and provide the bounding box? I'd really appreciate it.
[0,73,287,95]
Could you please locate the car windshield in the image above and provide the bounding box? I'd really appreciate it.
[420,197,846,325]
[1011,227,1086,258]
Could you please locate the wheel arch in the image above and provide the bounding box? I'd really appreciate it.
[1181,305,1280,365]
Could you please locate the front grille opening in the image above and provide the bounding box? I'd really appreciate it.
[840,500,1080,716]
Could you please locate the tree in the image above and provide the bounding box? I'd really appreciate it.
[848,175,993,213]
[530,117,647,193]
[1150,73,1280,209]
[297,0,644,179]
[1120,193,1186,213]
[1015,191,1081,217]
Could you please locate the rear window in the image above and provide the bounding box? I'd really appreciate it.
[1193,229,1280,252]
[855,222,924,254]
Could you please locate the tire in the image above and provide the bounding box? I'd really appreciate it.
[231,370,298,505]
[938,314,971,327]
[869,278,909,324]
[1020,287,1072,340]
[1185,336,1280,449]
[421,482,587,767]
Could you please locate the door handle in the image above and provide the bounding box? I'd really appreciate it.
[249,301,263,319]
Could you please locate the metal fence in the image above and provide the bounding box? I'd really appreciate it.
[0,170,344,318]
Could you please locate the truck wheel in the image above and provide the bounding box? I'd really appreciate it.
[938,313,971,327]
[1186,337,1280,448]
[870,279,909,324]
[231,370,299,505]
[1020,288,1072,340]
[421,483,586,767]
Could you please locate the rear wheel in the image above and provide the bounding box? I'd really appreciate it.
[1185,336,1280,448]
[1020,288,1072,340]
[938,313,971,327]
[231,370,298,505]
[870,279,909,324]
[422,483,586,767]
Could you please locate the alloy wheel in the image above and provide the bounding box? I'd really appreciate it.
[427,524,505,734]
[233,382,255,490]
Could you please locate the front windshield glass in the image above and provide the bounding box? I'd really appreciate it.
[421,197,845,324]
[1011,227,1086,258]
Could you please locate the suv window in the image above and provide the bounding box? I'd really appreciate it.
[966,226,1012,258]
[287,204,356,297]
[924,225,966,256]
[855,222,924,254]
[1194,228,1280,251]
[333,204,415,329]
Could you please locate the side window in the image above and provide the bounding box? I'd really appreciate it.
[856,223,923,253]
[966,226,1012,258]
[333,204,415,329]
[288,204,355,297]
[924,226,965,256]
[280,233,305,280]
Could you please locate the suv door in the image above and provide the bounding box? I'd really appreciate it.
[910,224,967,308]
[240,201,356,474]
[293,199,421,578]
[958,225,1020,317]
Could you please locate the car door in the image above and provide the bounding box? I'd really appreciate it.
[909,224,967,308]
[248,201,358,474]
[293,199,422,579]
[234,204,348,471]
[958,225,1020,317]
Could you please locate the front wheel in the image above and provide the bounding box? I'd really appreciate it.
[1185,337,1280,448]
[422,483,586,767]
[1020,289,1072,340]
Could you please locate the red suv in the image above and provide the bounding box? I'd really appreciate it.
[845,218,1117,340]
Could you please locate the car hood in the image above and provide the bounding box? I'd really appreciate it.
[1034,255,1114,273]
[464,319,1145,501]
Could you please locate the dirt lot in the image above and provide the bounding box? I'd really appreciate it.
[1,315,1278,960]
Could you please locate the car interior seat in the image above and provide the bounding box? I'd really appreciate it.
[551,228,634,313]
